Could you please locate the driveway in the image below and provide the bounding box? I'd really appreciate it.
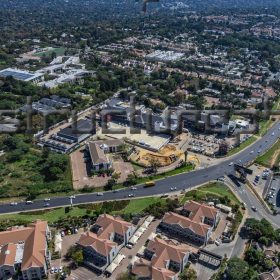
[111,219,161,279]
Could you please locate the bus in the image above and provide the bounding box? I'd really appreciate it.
[144,181,155,188]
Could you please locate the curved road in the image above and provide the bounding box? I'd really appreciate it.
[1,121,280,218]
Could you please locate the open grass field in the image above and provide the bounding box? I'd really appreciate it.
[35,47,65,57]
[182,182,240,205]
[255,140,280,167]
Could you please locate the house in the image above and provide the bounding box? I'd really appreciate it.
[77,214,135,273]
[92,213,135,245]
[259,267,280,280]
[159,212,212,245]
[87,140,123,172]
[77,232,118,273]
[132,237,191,280]
[0,220,51,280]
[182,200,219,227]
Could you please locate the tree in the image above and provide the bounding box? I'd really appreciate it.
[244,248,263,267]
[105,178,116,191]
[179,267,197,280]
[66,246,83,266]
[227,258,250,280]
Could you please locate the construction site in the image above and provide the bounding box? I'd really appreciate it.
[129,144,185,167]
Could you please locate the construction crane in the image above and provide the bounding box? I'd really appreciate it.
[135,0,160,13]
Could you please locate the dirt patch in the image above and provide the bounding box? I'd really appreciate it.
[130,144,184,167]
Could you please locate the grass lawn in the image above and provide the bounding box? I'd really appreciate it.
[258,119,274,137]
[228,136,257,156]
[255,140,280,167]
[134,163,194,185]
[35,47,65,57]
[182,182,240,205]
[0,207,88,224]
[113,197,164,215]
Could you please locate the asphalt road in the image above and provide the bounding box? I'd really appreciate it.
[1,121,280,216]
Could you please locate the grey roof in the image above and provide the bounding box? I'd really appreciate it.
[88,142,109,164]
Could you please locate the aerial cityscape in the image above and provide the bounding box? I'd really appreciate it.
[0,0,279,280]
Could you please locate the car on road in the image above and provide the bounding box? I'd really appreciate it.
[251,206,257,212]
[229,162,234,166]
[44,203,50,207]
[215,240,221,246]
[272,132,275,136]
[217,177,224,182]
[126,244,133,249]
[131,187,137,190]
[10,202,18,206]
[250,150,254,154]
[170,187,177,191]
[44,198,50,202]
[128,193,134,197]
[97,192,104,196]
[25,201,33,205]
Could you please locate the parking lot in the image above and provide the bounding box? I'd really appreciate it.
[268,176,280,212]
[246,164,271,198]
[70,147,134,189]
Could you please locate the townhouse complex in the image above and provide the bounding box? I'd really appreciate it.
[132,237,191,280]
[159,201,219,245]
[77,214,135,273]
[0,220,51,280]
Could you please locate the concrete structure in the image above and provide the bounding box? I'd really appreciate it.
[0,68,43,83]
[0,220,51,280]
[132,237,191,280]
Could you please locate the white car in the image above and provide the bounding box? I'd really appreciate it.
[44,198,50,201]
[25,201,33,205]
[131,187,137,190]
[50,267,55,274]
[126,244,133,249]
[97,192,104,196]
[128,193,134,197]
[272,132,275,136]
[58,267,63,273]
[215,240,221,246]
[229,162,234,166]
[250,150,254,154]
[10,202,18,206]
